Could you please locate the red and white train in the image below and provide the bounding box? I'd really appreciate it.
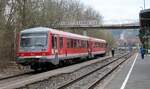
[16,27,107,70]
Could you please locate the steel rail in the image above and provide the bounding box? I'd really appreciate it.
[58,53,130,89]
[0,71,35,82]
[88,54,131,89]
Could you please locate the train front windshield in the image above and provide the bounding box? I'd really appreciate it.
[20,33,48,51]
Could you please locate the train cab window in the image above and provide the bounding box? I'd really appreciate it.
[60,37,63,48]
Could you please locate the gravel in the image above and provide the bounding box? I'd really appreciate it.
[63,57,126,89]
[0,63,31,79]
[17,57,115,89]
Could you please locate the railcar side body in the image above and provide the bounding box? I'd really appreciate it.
[16,27,107,70]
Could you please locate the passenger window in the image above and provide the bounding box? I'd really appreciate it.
[67,38,69,48]
[60,37,63,48]
[77,40,80,48]
[67,38,71,48]
[74,39,77,48]
[81,40,84,48]
[71,39,74,48]
[85,41,87,48]
[87,41,89,48]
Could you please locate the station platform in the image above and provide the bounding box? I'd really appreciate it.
[103,53,150,89]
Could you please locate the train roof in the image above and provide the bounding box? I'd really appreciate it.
[21,27,106,43]
[90,37,106,43]
[21,27,51,33]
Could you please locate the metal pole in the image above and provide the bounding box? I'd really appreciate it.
[144,0,145,9]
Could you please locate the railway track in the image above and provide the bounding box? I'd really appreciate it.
[0,70,34,81]
[57,53,131,89]
[0,71,35,85]
[0,53,130,89]
[88,54,131,89]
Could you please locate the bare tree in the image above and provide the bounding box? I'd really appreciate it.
[0,0,115,68]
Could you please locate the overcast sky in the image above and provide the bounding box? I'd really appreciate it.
[81,0,150,24]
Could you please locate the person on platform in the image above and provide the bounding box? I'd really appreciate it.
[140,46,145,59]
[111,48,115,57]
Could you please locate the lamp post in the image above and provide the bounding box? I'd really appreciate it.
[144,0,145,9]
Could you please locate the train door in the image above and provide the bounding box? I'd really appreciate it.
[59,36,64,54]
[88,41,93,59]
[52,34,59,65]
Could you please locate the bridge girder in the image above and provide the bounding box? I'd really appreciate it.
[54,25,139,30]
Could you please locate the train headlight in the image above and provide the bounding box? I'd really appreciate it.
[42,53,46,56]
[21,54,24,56]
[41,48,46,51]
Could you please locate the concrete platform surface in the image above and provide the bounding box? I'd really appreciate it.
[103,54,150,89]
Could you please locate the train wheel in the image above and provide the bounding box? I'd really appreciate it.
[58,60,64,67]
[33,67,39,71]
[31,66,39,71]
[31,63,40,71]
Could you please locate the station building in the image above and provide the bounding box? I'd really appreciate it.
[139,9,150,52]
